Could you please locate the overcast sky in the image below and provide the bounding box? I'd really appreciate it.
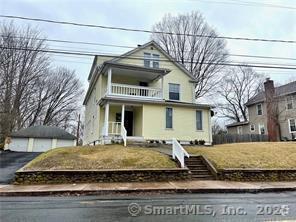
[1,0,296,88]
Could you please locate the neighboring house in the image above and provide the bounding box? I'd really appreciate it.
[227,79,296,141]
[83,41,213,145]
[7,126,76,152]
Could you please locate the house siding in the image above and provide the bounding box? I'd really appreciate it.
[142,104,210,142]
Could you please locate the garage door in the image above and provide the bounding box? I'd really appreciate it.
[33,138,52,152]
[9,138,29,152]
[57,139,75,148]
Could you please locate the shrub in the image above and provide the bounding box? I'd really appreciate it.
[162,140,166,144]
[149,140,155,144]
[189,141,194,145]
[194,139,199,145]
[155,140,160,144]
[199,140,205,145]
[0,143,4,150]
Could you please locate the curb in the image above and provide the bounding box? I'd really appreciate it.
[1,186,296,196]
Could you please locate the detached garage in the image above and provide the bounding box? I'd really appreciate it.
[7,126,76,152]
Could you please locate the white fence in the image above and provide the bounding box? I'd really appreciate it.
[110,83,162,99]
[172,138,190,168]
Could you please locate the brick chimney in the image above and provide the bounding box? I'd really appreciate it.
[264,78,278,141]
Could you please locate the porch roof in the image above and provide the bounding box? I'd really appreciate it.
[99,97,214,109]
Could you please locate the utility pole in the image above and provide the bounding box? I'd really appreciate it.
[76,114,80,146]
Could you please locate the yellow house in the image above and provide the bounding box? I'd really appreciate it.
[83,41,213,145]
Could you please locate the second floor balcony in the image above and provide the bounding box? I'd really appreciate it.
[103,61,171,101]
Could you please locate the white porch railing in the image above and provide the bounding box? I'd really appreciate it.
[121,125,127,147]
[172,138,190,168]
[110,83,162,99]
[108,121,121,135]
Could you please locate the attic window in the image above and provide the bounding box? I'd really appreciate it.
[144,53,159,68]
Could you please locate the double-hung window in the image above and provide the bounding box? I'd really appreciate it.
[289,119,296,133]
[196,110,203,130]
[169,83,180,100]
[287,96,294,110]
[258,124,265,135]
[143,53,160,68]
[257,104,263,115]
[166,107,173,129]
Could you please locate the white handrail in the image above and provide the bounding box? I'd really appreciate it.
[121,125,127,146]
[108,122,121,135]
[172,138,190,168]
[110,83,162,99]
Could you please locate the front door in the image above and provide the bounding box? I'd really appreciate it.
[124,111,133,136]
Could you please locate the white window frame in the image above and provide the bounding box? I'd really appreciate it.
[288,119,296,133]
[143,52,160,68]
[256,103,263,115]
[258,123,265,135]
[196,110,203,131]
[250,124,255,132]
[165,107,173,129]
[237,126,243,135]
[169,83,180,101]
[286,96,294,110]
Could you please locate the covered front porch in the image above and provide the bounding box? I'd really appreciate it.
[101,102,143,145]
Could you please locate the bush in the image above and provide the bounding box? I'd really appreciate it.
[189,141,194,145]
[194,139,199,145]
[199,140,205,145]
[149,140,155,144]
[162,140,166,144]
[0,143,4,150]
[155,140,160,144]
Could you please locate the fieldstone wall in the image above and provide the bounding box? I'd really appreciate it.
[218,169,296,181]
[14,168,191,185]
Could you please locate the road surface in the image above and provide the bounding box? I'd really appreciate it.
[1,192,296,221]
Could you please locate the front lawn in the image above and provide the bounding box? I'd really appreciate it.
[24,145,177,170]
[186,142,296,170]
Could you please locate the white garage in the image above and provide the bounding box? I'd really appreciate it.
[7,125,76,152]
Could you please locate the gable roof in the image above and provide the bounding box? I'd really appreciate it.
[83,40,197,105]
[245,81,296,106]
[226,121,249,128]
[110,40,196,81]
[11,126,76,140]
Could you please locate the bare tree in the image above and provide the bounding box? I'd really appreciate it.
[152,11,228,98]
[216,66,264,122]
[0,22,83,142]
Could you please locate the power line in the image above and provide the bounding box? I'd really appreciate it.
[0,15,295,43]
[194,0,296,10]
[2,34,296,61]
[1,45,296,70]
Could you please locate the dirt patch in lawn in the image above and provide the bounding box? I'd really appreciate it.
[186,142,296,170]
[24,145,177,170]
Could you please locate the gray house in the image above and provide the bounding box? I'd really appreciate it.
[6,126,76,152]
[227,79,296,141]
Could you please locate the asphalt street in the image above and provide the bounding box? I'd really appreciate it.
[1,192,296,222]
[0,151,41,184]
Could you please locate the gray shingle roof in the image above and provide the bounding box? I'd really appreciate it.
[245,81,296,106]
[226,121,249,128]
[11,126,76,140]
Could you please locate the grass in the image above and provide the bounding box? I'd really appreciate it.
[186,142,296,170]
[24,145,177,170]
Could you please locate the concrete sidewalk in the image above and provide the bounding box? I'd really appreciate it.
[1,180,296,196]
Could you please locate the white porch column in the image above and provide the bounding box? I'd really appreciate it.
[104,103,109,136]
[161,76,164,99]
[107,68,112,95]
[207,110,213,145]
[121,104,125,128]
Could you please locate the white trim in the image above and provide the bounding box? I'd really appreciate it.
[51,138,57,149]
[250,124,255,132]
[104,103,110,136]
[237,126,243,135]
[256,103,263,115]
[258,123,265,135]
[107,68,112,95]
[121,104,125,129]
[165,107,173,129]
[208,110,212,144]
[27,138,34,152]
[288,118,296,133]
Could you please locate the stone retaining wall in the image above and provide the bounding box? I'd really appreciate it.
[14,168,191,184]
[218,169,296,181]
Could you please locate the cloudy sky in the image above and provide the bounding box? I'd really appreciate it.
[1,0,295,88]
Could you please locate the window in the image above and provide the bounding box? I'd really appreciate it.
[257,104,263,115]
[166,107,173,129]
[143,53,160,68]
[169,83,180,100]
[237,126,243,135]
[258,124,265,135]
[287,96,294,110]
[196,110,203,130]
[250,124,255,132]
[289,119,296,133]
